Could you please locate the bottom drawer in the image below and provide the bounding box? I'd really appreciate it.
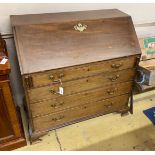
[33,94,129,131]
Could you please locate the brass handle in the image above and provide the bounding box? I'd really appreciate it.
[53,79,61,84]
[49,73,64,83]
[52,115,64,122]
[59,73,64,78]
[111,63,122,69]
[51,101,64,108]
[109,75,119,82]
[104,102,113,108]
[49,76,60,84]
[50,89,59,95]
[107,88,117,95]
[49,75,54,80]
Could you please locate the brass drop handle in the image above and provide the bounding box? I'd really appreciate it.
[50,89,59,95]
[49,75,59,83]
[52,115,64,122]
[109,75,119,82]
[59,73,64,78]
[104,102,113,108]
[51,101,64,108]
[111,63,122,69]
[107,88,117,95]
[49,73,64,83]
[49,75,54,80]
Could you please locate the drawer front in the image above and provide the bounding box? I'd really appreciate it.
[28,68,135,103]
[30,82,132,117]
[26,56,137,88]
[33,94,129,131]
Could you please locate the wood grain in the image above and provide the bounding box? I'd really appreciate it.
[33,94,129,131]
[28,68,135,102]
[27,55,137,88]
[11,9,129,26]
[30,82,132,117]
[0,35,26,150]
[11,9,141,141]
[12,11,141,74]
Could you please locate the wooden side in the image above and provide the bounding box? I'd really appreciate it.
[27,55,137,88]
[30,82,132,117]
[0,80,22,141]
[33,94,129,132]
[0,87,15,142]
[0,138,26,151]
[0,79,26,150]
[0,37,26,150]
[27,68,135,103]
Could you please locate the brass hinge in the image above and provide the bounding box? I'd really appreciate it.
[136,55,141,67]
[24,75,33,89]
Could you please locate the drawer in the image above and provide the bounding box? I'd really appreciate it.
[25,56,137,88]
[30,82,132,117]
[33,94,129,131]
[28,68,135,102]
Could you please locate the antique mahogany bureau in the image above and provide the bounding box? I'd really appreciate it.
[11,9,141,140]
[0,35,26,150]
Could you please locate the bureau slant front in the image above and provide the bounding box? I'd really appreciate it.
[11,9,141,141]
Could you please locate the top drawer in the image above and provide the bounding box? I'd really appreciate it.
[24,56,138,88]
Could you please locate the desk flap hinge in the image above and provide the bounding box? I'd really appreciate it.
[25,75,33,89]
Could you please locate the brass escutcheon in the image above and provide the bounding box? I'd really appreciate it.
[74,23,87,32]
[109,75,120,82]
[111,63,123,69]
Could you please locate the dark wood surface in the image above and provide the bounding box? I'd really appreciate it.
[33,94,129,131]
[11,9,129,26]
[26,55,137,88]
[11,9,141,141]
[28,68,135,102]
[0,37,26,150]
[12,10,141,75]
[0,87,14,140]
[30,82,132,117]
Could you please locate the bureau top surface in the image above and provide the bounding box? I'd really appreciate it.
[11,9,141,75]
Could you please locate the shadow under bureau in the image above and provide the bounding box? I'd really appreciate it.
[11,9,141,141]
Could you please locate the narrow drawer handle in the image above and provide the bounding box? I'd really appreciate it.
[111,63,122,69]
[49,76,60,84]
[50,89,59,95]
[59,73,64,78]
[104,102,113,108]
[51,101,64,108]
[109,75,119,82]
[107,88,117,95]
[49,74,64,83]
[52,115,64,122]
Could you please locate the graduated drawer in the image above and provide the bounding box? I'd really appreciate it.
[28,68,135,103]
[25,56,137,88]
[33,94,129,131]
[30,82,132,117]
